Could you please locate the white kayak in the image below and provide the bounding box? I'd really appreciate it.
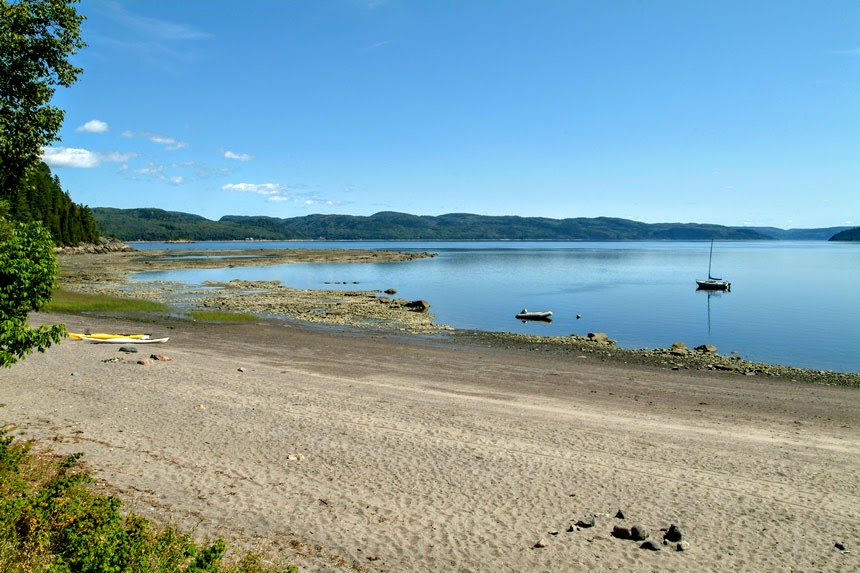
[75,335,169,344]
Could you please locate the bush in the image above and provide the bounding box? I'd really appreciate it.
[0,429,297,572]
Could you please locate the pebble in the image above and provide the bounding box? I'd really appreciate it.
[576,515,597,528]
[150,354,171,361]
[70,372,80,377]
[835,542,846,551]
[615,509,626,519]
[237,367,245,372]
[640,540,661,551]
[118,346,138,353]
[533,538,548,548]
[137,359,154,366]
[676,541,691,552]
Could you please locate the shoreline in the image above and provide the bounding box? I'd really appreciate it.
[6,311,859,571]
[56,249,860,384]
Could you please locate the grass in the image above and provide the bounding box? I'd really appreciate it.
[45,290,259,324]
[0,429,298,573]
[45,289,168,314]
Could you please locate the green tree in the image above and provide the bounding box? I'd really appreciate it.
[0,0,85,366]
[0,0,85,206]
[0,215,65,367]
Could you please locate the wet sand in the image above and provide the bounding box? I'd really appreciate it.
[3,312,858,571]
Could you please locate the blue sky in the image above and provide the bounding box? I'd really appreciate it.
[43,0,858,228]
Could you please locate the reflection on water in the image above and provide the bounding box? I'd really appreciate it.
[132,241,860,372]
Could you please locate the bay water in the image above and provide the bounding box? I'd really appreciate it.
[133,241,860,373]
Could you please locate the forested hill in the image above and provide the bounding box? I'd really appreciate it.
[94,208,772,241]
[737,225,855,240]
[0,162,99,246]
[829,227,860,241]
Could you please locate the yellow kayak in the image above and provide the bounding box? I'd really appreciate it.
[68,332,151,341]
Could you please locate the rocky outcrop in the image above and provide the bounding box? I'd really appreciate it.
[55,237,134,254]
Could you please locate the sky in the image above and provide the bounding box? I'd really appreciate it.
[42,0,859,228]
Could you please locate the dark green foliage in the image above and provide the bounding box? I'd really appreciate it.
[93,208,303,241]
[0,429,298,572]
[7,162,99,245]
[98,208,771,241]
[0,217,66,367]
[829,227,860,241]
[0,0,85,205]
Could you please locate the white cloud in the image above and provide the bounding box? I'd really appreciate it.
[222,183,285,195]
[103,1,211,41]
[223,182,345,206]
[224,150,253,161]
[42,147,135,168]
[123,130,188,150]
[77,120,110,133]
[134,164,163,176]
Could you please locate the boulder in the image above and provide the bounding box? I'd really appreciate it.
[670,342,690,355]
[403,300,430,313]
[664,523,684,542]
[630,524,650,541]
[611,525,630,539]
[694,344,718,355]
[587,332,616,345]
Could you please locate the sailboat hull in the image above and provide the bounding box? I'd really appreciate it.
[696,279,730,291]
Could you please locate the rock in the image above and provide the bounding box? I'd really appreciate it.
[548,530,559,536]
[534,538,548,548]
[835,542,846,551]
[403,300,430,313]
[118,346,138,353]
[611,525,630,540]
[615,509,626,519]
[587,332,609,343]
[640,540,661,551]
[694,344,718,354]
[194,404,207,410]
[384,288,397,295]
[150,354,171,361]
[576,515,597,528]
[137,359,154,365]
[670,342,690,355]
[676,541,691,552]
[664,523,683,542]
[630,524,650,541]
[70,372,80,377]
[237,367,245,372]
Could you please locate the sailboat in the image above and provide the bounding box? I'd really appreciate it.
[696,240,731,291]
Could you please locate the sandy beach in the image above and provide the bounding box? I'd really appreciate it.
[3,312,858,571]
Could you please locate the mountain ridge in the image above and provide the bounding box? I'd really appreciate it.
[92,207,850,242]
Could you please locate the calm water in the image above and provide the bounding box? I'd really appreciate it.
[132,241,860,373]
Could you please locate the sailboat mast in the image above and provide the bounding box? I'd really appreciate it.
[708,240,714,278]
